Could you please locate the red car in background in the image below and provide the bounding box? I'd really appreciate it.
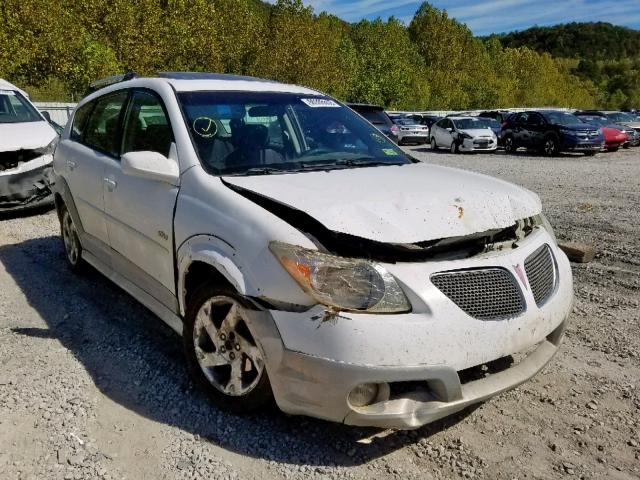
[576,114,630,151]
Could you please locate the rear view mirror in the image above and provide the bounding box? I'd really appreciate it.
[41,111,52,122]
[121,151,179,185]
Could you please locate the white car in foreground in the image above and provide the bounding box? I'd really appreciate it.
[431,116,498,153]
[52,73,573,429]
[0,79,58,211]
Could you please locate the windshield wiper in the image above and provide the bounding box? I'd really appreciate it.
[228,167,286,176]
[299,157,406,171]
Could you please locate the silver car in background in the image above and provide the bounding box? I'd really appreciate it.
[392,117,429,145]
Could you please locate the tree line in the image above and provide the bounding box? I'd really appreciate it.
[489,22,640,109]
[0,0,601,110]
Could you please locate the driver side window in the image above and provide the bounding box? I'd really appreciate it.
[122,91,173,158]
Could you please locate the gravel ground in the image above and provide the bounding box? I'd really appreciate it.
[0,146,639,480]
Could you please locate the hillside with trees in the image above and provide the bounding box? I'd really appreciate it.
[0,0,602,109]
[488,22,640,109]
[487,22,640,61]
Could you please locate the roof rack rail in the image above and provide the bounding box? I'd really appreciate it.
[86,72,138,94]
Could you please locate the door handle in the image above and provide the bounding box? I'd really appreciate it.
[103,178,117,192]
[66,160,77,171]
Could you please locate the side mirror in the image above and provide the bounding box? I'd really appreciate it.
[121,151,179,185]
[41,111,52,122]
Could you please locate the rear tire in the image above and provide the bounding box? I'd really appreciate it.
[59,204,87,274]
[430,137,438,151]
[183,283,273,413]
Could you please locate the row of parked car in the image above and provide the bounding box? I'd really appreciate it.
[349,103,640,156]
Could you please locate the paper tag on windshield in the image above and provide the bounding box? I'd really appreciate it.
[382,148,398,156]
[0,90,16,95]
[301,98,340,108]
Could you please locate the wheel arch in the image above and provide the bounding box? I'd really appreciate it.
[177,235,256,316]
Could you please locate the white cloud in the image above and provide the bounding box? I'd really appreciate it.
[264,0,640,34]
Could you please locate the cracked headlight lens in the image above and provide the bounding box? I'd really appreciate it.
[269,241,411,313]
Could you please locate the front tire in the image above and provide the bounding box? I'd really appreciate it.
[504,135,516,153]
[543,136,559,156]
[584,150,597,156]
[450,141,459,154]
[430,137,438,151]
[183,284,272,413]
[59,204,86,273]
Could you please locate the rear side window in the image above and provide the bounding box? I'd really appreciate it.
[84,92,129,157]
[359,109,389,126]
[122,91,173,157]
[70,103,94,142]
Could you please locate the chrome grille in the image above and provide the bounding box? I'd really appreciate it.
[525,244,556,306]
[431,268,525,320]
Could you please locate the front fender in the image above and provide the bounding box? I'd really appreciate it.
[176,234,258,316]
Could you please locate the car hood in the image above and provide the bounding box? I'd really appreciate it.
[555,123,598,132]
[0,121,57,152]
[617,121,640,129]
[459,128,495,138]
[224,163,542,244]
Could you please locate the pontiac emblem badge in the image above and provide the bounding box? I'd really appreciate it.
[514,264,528,290]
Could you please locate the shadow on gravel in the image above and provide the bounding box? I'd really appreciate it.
[0,235,478,467]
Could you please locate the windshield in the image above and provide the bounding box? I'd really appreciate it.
[543,111,582,126]
[178,92,410,176]
[578,115,607,126]
[452,118,494,130]
[0,90,42,124]
[606,112,635,122]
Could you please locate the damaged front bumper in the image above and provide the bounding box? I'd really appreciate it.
[0,155,54,211]
[271,321,565,429]
[258,229,573,429]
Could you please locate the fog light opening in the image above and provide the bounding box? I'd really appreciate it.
[348,383,380,408]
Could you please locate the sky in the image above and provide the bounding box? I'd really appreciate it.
[276,0,640,36]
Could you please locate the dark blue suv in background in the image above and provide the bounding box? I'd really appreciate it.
[501,110,603,156]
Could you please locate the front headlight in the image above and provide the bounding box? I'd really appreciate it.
[269,241,411,313]
[34,138,59,156]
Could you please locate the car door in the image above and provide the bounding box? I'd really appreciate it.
[57,91,129,259]
[442,119,454,147]
[513,113,529,146]
[433,119,446,146]
[526,113,546,149]
[102,89,180,310]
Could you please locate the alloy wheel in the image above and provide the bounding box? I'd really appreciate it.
[193,296,265,397]
[544,138,557,156]
[505,137,514,153]
[61,210,80,266]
